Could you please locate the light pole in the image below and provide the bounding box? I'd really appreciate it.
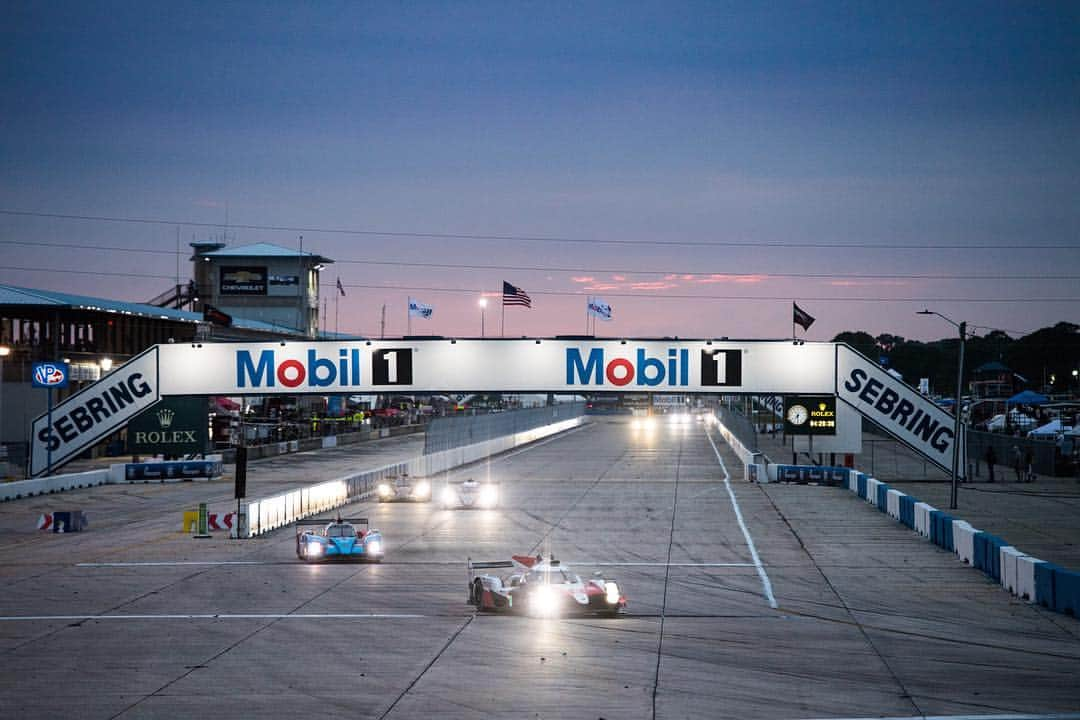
[918,309,967,510]
[0,346,9,470]
[478,297,488,337]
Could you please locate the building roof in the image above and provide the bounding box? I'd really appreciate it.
[193,242,334,264]
[0,284,304,337]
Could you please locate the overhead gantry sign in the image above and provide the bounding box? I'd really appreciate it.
[30,339,961,478]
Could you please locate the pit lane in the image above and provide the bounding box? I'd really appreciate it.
[1,419,1078,719]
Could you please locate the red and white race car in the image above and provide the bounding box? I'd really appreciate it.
[467,555,626,617]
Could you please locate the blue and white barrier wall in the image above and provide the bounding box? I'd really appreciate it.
[841,471,1080,618]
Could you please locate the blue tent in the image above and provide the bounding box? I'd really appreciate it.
[1007,390,1049,405]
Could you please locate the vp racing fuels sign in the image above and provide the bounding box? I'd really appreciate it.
[31,347,160,476]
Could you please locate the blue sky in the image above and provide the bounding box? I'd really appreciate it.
[2,1,1078,341]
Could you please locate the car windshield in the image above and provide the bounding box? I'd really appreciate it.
[327,524,355,538]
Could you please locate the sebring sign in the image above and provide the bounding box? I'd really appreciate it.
[29,339,959,476]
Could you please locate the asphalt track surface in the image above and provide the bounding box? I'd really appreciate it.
[1,419,1078,719]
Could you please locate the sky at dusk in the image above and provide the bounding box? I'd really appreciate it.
[2,1,1078,342]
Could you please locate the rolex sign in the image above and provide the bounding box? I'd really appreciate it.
[127,397,208,455]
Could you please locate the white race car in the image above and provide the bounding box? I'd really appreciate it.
[376,474,431,502]
[467,555,626,617]
[440,478,500,509]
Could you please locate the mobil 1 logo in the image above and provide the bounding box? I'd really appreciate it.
[372,348,413,385]
[700,349,742,387]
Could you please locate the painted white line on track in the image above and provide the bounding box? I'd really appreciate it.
[807,715,1080,720]
[0,613,426,621]
[706,429,778,609]
[77,561,264,567]
[76,560,757,568]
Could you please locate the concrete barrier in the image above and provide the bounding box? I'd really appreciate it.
[1016,555,1044,601]
[241,417,586,538]
[1051,567,1080,616]
[914,502,935,538]
[953,520,976,564]
[929,510,954,551]
[886,489,903,519]
[1035,562,1059,609]
[857,474,868,500]
[898,495,916,529]
[769,465,850,485]
[866,477,879,504]
[973,533,1010,582]
[1000,546,1025,594]
[874,482,888,511]
[0,469,110,502]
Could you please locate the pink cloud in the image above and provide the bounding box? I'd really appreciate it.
[630,281,679,291]
[611,275,626,281]
[681,274,695,281]
[695,273,767,284]
[584,283,621,291]
[828,279,908,287]
[663,274,678,281]
[571,276,595,283]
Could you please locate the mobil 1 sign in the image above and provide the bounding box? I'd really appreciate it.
[127,396,207,455]
[155,340,837,395]
[31,347,160,476]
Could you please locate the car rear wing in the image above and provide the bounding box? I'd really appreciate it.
[467,557,514,582]
[447,478,502,485]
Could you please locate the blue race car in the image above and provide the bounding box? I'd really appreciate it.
[295,517,384,563]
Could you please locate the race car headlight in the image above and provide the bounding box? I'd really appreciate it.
[604,581,620,605]
[441,487,456,505]
[366,539,382,555]
[478,485,498,508]
[533,585,559,616]
[377,483,392,497]
[415,480,431,498]
[307,542,324,556]
[631,418,642,430]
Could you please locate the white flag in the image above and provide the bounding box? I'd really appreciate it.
[408,297,433,319]
[587,297,612,321]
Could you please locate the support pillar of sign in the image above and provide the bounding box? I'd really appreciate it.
[46,387,52,477]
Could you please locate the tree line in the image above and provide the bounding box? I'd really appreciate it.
[832,322,1080,398]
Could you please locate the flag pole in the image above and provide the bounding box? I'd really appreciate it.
[501,297,505,337]
[792,301,796,341]
[585,296,590,334]
[407,301,412,337]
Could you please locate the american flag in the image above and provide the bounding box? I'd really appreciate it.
[502,281,531,308]
[336,277,346,297]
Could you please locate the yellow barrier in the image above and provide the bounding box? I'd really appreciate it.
[182,510,199,533]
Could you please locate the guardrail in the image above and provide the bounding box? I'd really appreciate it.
[241,415,588,537]
[844,468,1080,618]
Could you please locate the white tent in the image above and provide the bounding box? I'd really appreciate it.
[1027,419,1063,438]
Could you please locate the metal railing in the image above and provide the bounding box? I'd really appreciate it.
[423,403,586,455]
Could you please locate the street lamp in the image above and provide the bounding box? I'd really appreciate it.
[918,309,967,510]
[99,357,113,373]
[0,346,9,459]
[478,297,488,337]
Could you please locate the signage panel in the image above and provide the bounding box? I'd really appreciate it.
[31,362,69,389]
[31,347,160,476]
[783,395,837,435]
[836,345,958,474]
[127,396,208,455]
[156,340,837,396]
[220,266,268,295]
